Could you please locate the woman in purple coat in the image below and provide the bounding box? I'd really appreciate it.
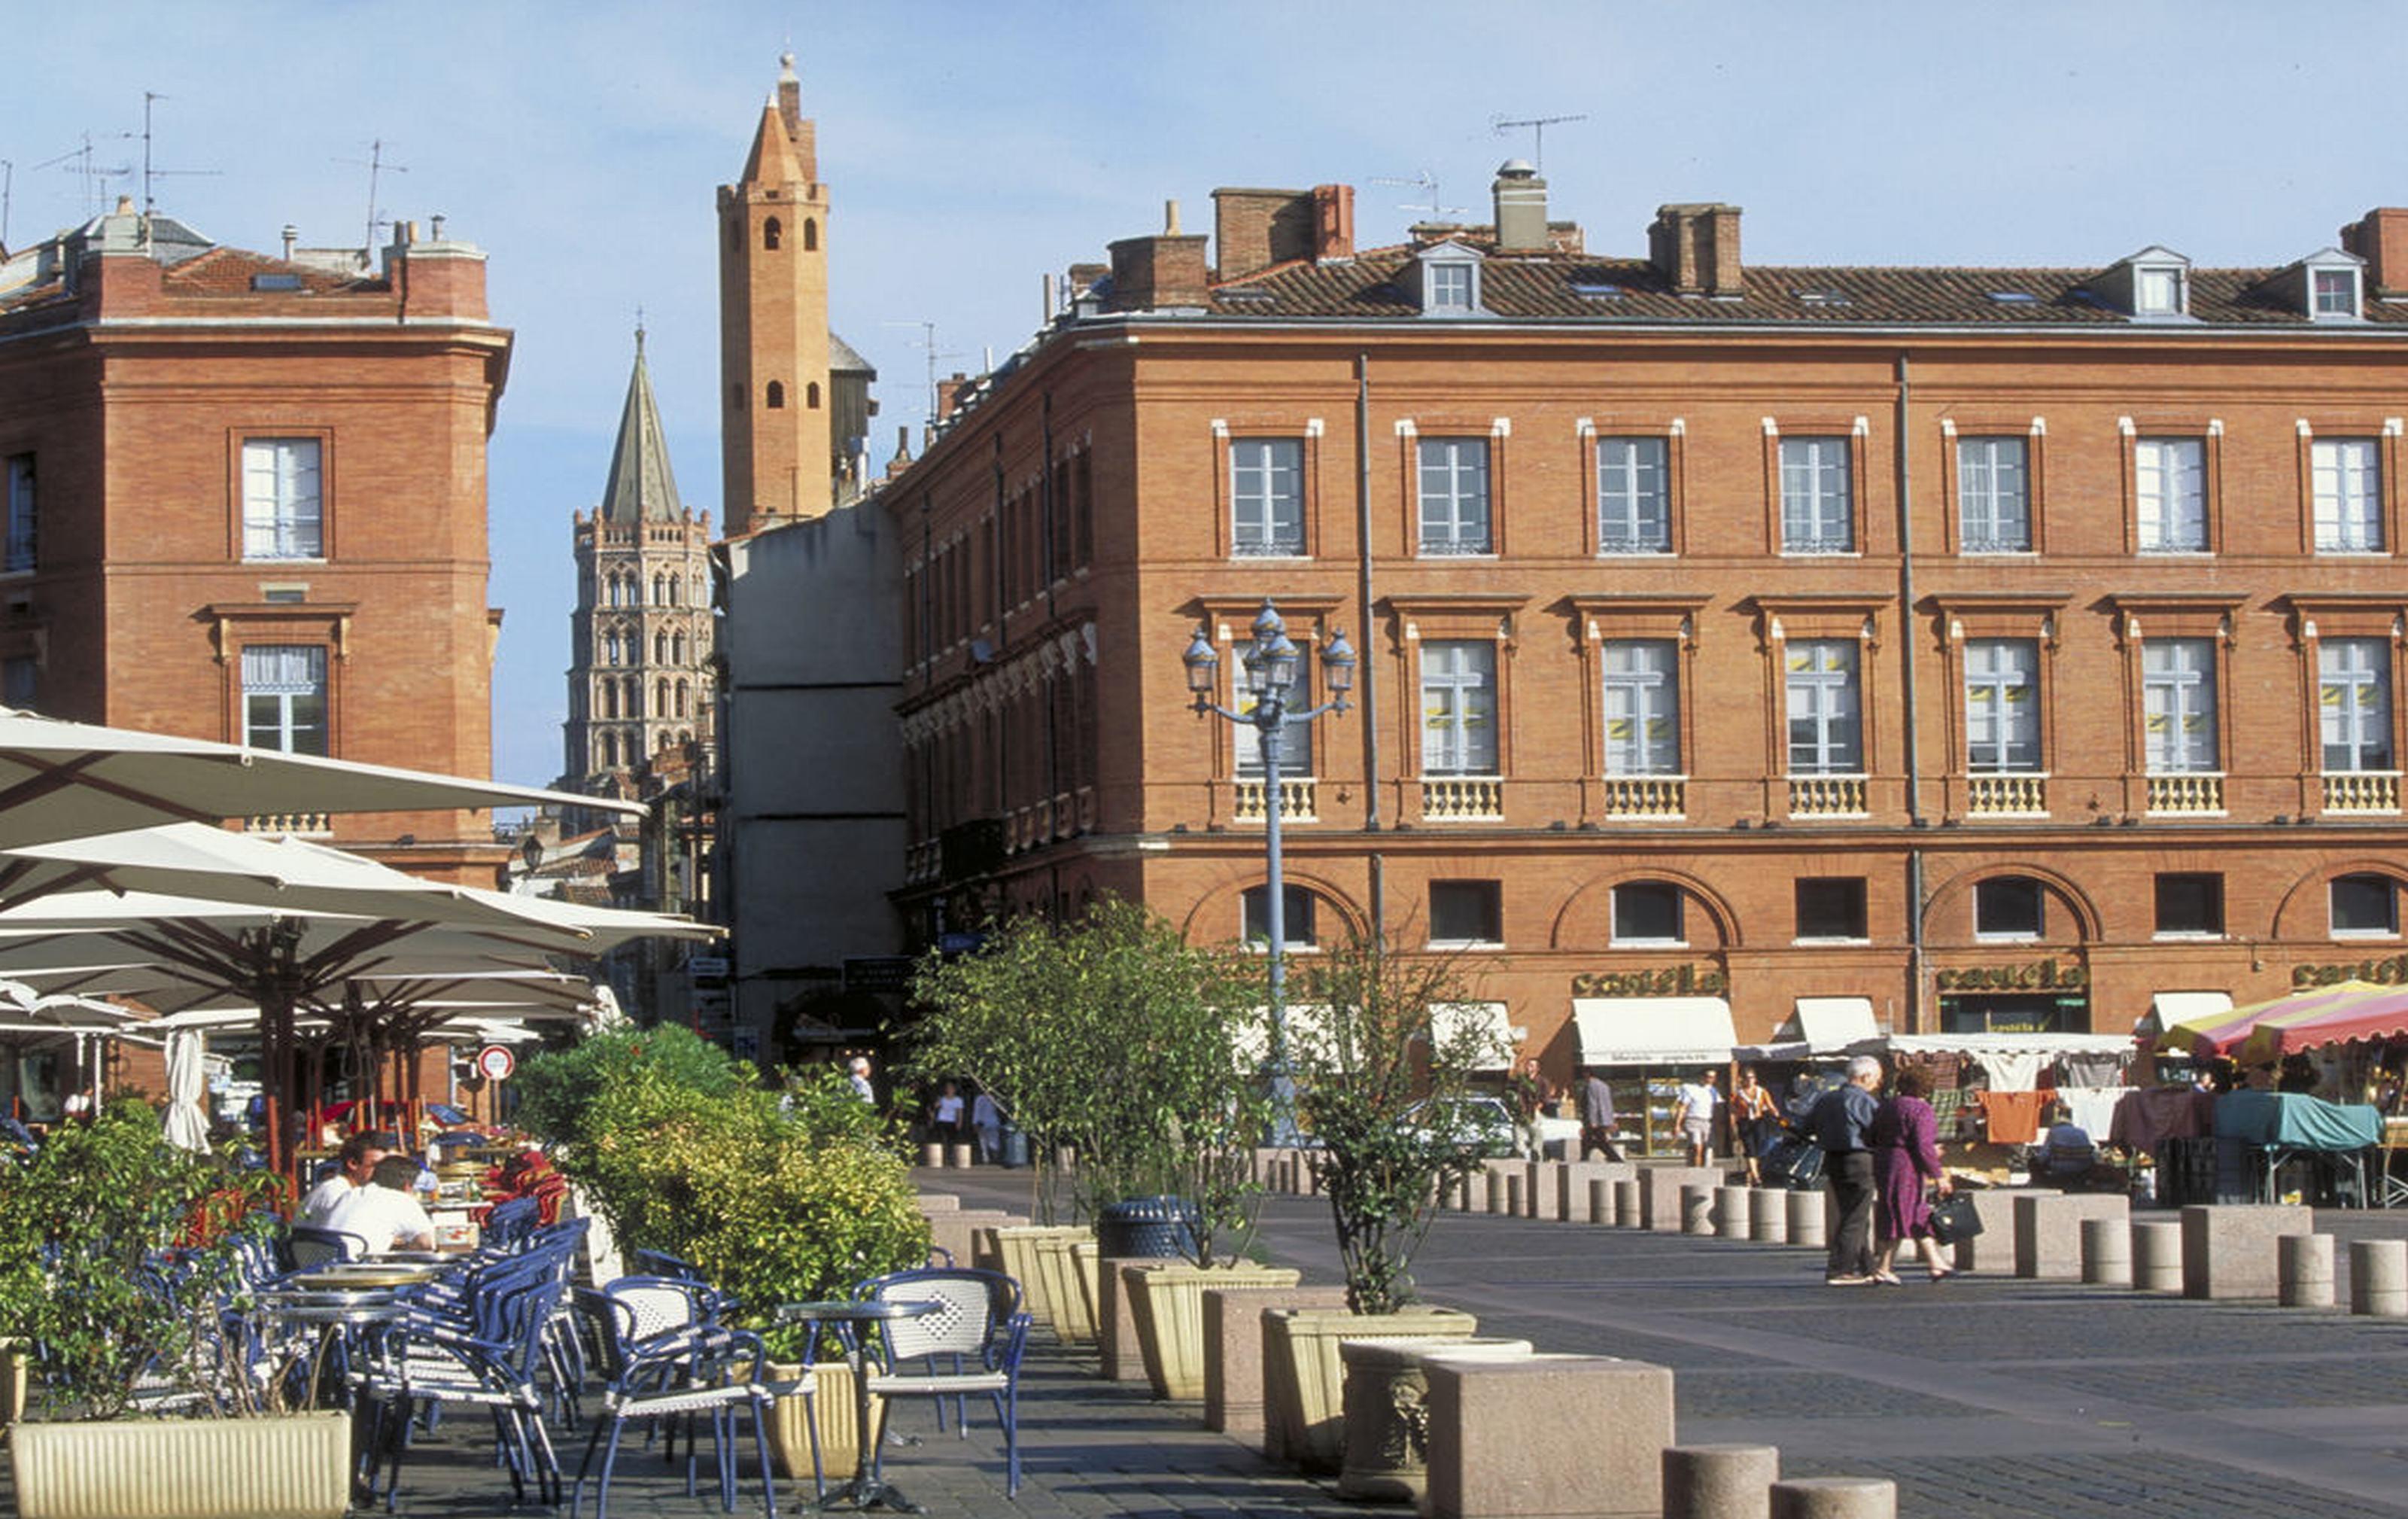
[1868,1067,1955,1283]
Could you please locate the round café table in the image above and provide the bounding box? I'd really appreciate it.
[777,1297,939,1513]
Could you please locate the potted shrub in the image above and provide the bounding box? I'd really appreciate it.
[519,1026,931,1481]
[911,897,1294,1396]
[0,1100,348,1519]
[1262,935,1505,1472]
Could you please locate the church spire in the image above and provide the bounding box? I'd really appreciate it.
[598,324,683,525]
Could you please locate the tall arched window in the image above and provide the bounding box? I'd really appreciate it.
[652,573,667,605]
[763,217,782,250]
[654,629,669,663]
[666,577,681,606]
[766,381,786,409]
[655,677,670,717]
[675,680,689,718]
[600,732,619,768]
[806,381,821,409]
[601,680,619,719]
[602,630,619,665]
[622,677,638,716]
[803,218,818,251]
[671,630,686,664]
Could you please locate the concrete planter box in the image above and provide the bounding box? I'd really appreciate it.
[1260,1304,1477,1475]
[1035,1232,1098,1344]
[1336,1337,1531,1501]
[995,1224,1087,1334]
[11,1411,351,1519]
[765,1360,878,1483]
[1129,1260,1301,1402]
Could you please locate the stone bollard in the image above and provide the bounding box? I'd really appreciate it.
[1771,1477,1895,1518]
[1614,1178,1642,1228]
[946,1142,974,1168]
[2131,1220,2183,1293]
[2080,1217,2130,1286]
[1507,1173,1528,1219]
[1484,1170,1507,1216]
[1714,1186,1752,1240]
[1422,1354,1674,1519]
[1527,1161,1558,1220]
[1683,1183,1716,1236]
[920,1142,944,1168]
[1749,1188,1789,1244]
[1589,1177,1615,1226]
[2351,1238,2408,1317]
[2181,1204,2313,1300]
[1642,1166,1721,1231]
[1663,1443,1778,1519]
[1785,1189,1825,1250]
[2279,1233,2336,1308]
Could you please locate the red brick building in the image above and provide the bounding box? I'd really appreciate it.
[0,200,513,881]
[887,166,2408,1102]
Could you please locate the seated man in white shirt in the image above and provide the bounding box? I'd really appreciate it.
[299,1131,388,1228]
[324,1155,437,1255]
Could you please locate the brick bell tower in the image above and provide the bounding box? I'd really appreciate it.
[718,52,835,533]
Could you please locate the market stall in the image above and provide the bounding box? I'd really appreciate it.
[1573,995,1736,1157]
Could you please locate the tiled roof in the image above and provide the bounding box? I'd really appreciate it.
[1207,250,2408,327]
[159,246,380,297]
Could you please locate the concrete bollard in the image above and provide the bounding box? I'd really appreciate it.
[2351,1238,2408,1317]
[1771,1477,1895,1518]
[1506,1173,1526,1219]
[1589,1177,1615,1226]
[1683,1183,1716,1236]
[1614,1178,1642,1228]
[920,1142,944,1168]
[1527,1161,1558,1220]
[1785,1189,1825,1250]
[1423,1354,1674,1519]
[2279,1233,2335,1309]
[1483,1170,1506,1215]
[1663,1443,1778,1519]
[947,1142,974,1168]
[2181,1204,2313,1300]
[1714,1186,1753,1241]
[1643,1166,1722,1231]
[2014,1194,2130,1280]
[1748,1188,1789,1244]
[2080,1217,2130,1286]
[2132,1220,2183,1293]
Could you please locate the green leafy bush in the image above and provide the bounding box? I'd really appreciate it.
[0,1100,282,1418]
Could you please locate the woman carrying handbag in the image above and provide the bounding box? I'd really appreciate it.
[1868,1067,1956,1283]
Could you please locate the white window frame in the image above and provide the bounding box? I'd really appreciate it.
[1601,639,1681,776]
[1973,877,2046,941]
[1964,638,2040,772]
[2142,638,2218,774]
[1427,260,1475,313]
[1420,640,1497,777]
[2136,437,2208,553]
[2135,264,2187,316]
[1956,436,2031,553]
[2320,637,2394,772]
[1417,437,1491,555]
[1596,437,1669,554]
[1779,437,1853,554]
[2312,437,2383,553]
[1231,438,1305,557]
[241,644,329,756]
[1610,881,1686,947]
[242,437,324,562]
[1233,641,1312,778]
[2314,266,2361,318]
[2331,875,2400,939]
[1785,638,1862,775]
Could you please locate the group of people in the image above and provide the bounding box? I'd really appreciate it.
[1808,1055,1957,1286]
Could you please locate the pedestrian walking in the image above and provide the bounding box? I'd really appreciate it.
[1809,1055,1884,1285]
[1729,1067,1780,1184]
[1579,1069,1624,1161]
[1510,1058,1556,1159]
[1675,1068,1720,1167]
[1868,1067,1953,1284]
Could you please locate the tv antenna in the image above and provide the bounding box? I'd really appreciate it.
[881,319,966,428]
[334,139,408,251]
[1371,172,1464,222]
[1,161,11,250]
[134,93,220,241]
[34,134,132,219]
[1490,112,1588,175]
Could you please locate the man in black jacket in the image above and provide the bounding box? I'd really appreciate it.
[1809,1055,1884,1284]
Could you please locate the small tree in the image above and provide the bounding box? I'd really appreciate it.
[908,896,1271,1265]
[1290,935,1507,1315]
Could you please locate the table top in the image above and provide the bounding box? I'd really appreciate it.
[292,1265,437,1289]
[777,1298,940,1325]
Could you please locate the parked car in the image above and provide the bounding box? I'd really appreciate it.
[1403,1095,1582,1157]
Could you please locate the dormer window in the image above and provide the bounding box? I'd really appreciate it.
[2315,267,2360,316]
[2098,246,2194,319]
[2272,249,2366,321]
[2135,263,2185,316]
[1412,242,1485,317]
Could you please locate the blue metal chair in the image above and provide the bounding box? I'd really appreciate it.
[850,1266,1031,1496]
[571,1280,780,1519]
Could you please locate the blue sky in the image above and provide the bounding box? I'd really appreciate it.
[13,1,2406,784]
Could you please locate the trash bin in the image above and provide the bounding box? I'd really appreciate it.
[1095,1195,1199,1259]
[1000,1123,1030,1169]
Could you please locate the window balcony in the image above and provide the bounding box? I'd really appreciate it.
[1420,775,1503,821]
[1234,777,1317,823]
[1966,772,2048,817]
[243,812,333,837]
[1230,537,1306,559]
[905,839,940,884]
[1417,537,1494,557]
[2146,772,2225,815]
[2322,770,2402,815]
[1786,774,1868,817]
[1599,775,1686,819]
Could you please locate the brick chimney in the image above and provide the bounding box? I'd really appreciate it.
[935,371,971,420]
[1313,184,1354,262]
[1213,188,1313,280]
[394,227,490,322]
[2340,208,2408,299]
[1649,202,1744,296]
[1106,201,1212,311]
[1492,160,1549,254]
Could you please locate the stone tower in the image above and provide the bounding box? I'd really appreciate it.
[718,52,837,533]
[565,327,716,798]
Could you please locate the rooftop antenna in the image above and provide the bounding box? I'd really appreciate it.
[334,139,408,251]
[1371,171,1464,222]
[880,318,965,429]
[1490,112,1588,176]
[135,93,220,245]
[34,134,132,219]
[1,160,11,249]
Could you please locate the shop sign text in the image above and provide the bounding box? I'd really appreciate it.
[1571,963,1726,997]
[2294,951,2408,988]
[1932,959,2086,991]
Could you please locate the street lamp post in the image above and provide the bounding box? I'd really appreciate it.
[1184,600,1355,1143]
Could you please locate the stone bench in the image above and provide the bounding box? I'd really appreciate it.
[2181,1204,2312,1300]
[1640,1166,1722,1232]
[1421,1353,1674,1519]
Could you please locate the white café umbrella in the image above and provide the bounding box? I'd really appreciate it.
[163,1027,210,1152]
[0,707,641,850]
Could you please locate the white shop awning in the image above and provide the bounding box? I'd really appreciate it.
[1573,997,1736,1067]
[1430,1001,1516,1070]
[1792,996,1878,1051]
[2145,991,2233,1034]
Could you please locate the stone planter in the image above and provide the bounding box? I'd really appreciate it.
[995,1224,1087,1333]
[1072,1239,1101,1340]
[1337,1337,1531,1501]
[1260,1304,1478,1474]
[765,1360,880,1484]
[11,1411,351,1519]
[1130,1260,1301,1401]
[1035,1232,1096,1344]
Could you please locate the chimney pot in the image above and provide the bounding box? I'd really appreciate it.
[1493,160,1549,254]
[1312,184,1355,263]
